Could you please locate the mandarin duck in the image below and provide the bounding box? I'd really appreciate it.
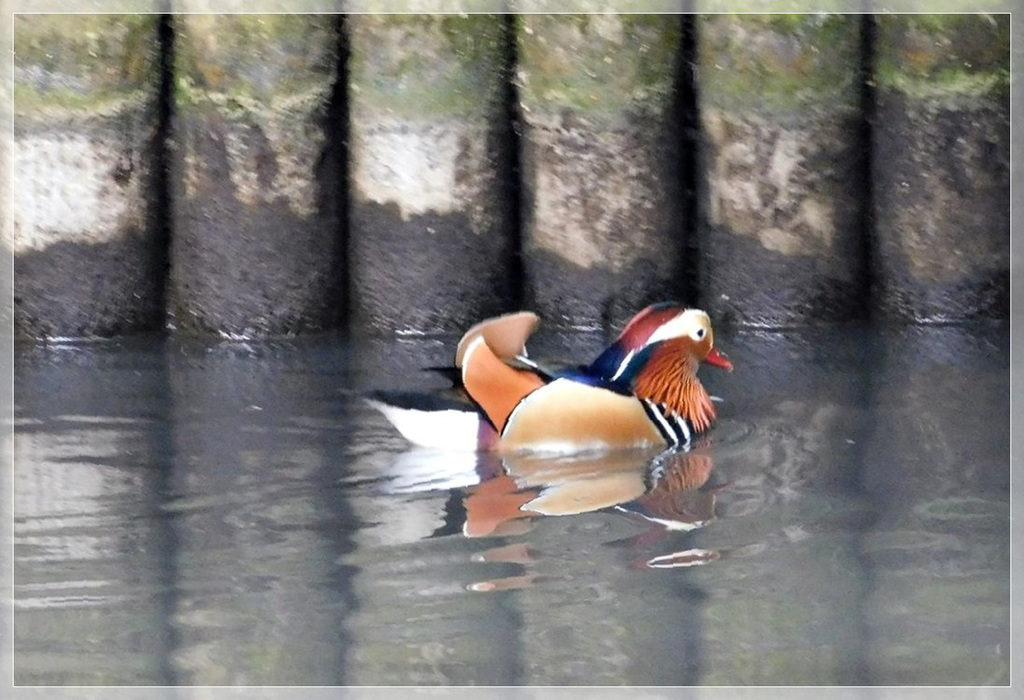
[368,302,733,454]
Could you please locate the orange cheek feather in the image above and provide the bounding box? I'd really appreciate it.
[633,338,717,434]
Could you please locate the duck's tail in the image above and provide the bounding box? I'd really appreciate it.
[369,311,548,450]
[365,391,497,451]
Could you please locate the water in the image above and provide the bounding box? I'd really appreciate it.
[12,322,1010,686]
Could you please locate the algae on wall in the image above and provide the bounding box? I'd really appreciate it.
[346,11,518,333]
[515,10,688,330]
[696,12,867,326]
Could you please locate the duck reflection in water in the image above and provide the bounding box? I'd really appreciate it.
[382,441,727,591]
[473,444,725,587]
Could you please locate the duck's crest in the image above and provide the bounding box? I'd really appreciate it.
[587,302,684,384]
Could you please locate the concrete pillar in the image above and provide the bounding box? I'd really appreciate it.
[345,8,518,334]
[13,13,168,339]
[695,12,867,327]
[169,9,346,337]
[871,14,1010,322]
[515,6,688,330]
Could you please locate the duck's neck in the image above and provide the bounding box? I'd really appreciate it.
[632,351,717,435]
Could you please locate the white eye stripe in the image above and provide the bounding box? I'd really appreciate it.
[647,309,710,345]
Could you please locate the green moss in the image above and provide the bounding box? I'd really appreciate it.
[14,14,159,94]
[439,13,506,65]
[12,82,149,117]
[347,14,507,118]
[182,13,332,59]
[697,14,861,113]
[516,14,680,114]
[874,14,1010,94]
[174,14,337,108]
[748,12,851,34]
[698,0,850,12]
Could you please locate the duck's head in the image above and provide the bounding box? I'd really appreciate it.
[591,303,732,434]
[592,303,732,380]
[630,306,733,372]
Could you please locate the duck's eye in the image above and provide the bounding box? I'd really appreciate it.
[693,327,706,341]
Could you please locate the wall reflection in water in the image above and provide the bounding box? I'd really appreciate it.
[13,322,1009,686]
[860,325,1009,685]
[14,339,177,685]
[163,338,355,685]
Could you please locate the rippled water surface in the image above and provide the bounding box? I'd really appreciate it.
[13,322,1009,685]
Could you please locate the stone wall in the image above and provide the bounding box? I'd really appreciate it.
[10,11,1011,339]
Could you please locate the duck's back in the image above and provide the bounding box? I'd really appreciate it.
[459,323,666,452]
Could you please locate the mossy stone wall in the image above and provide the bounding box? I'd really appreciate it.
[13,13,167,339]
[346,11,518,333]
[168,10,345,337]
[515,8,688,330]
[871,14,1010,322]
[696,13,867,327]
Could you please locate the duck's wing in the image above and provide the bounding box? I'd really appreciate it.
[460,333,547,434]
[426,355,557,387]
[372,311,548,450]
[455,311,541,368]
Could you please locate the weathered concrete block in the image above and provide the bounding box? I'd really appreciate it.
[515,7,687,330]
[13,14,167,340]
[696,13,867,327]
[169,9,345,337]
[345,9,517,334]
[871,14,1010,322]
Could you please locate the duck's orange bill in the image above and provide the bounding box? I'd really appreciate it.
[704,347,733,372]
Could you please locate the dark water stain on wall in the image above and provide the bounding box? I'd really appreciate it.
[168,14,345,337]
